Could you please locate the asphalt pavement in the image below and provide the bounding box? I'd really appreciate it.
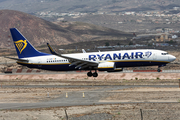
[0,85,178,110]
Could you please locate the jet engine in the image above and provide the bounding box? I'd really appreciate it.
[98,62,115,71]
[97,62,123,72]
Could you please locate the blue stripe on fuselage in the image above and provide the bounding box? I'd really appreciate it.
[18,62,75,71]
[115,61,168,67]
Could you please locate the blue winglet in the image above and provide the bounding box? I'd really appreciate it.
[47,43,59,55]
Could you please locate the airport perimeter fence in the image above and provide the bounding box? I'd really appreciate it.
[69,108,180,120]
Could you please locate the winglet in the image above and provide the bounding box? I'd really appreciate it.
[82,49,86,53]
[47,43,59,55]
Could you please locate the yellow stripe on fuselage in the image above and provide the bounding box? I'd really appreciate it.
[98,67,114,69]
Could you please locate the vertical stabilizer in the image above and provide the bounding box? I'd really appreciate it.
[10,28,49,58]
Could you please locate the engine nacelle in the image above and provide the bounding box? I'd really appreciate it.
[97,62,123,72]
[98,62,115,71]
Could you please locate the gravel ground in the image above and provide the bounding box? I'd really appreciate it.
[0,74,180,119]
[0,103,180,120]
[70,113,113,120]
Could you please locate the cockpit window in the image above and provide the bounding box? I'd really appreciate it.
[161,53,168,55]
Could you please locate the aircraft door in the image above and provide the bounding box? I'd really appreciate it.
[38,59,42,68]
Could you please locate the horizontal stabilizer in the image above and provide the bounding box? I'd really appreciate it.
[4,56,29,62]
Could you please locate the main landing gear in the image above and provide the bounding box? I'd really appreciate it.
[87,70,98,77]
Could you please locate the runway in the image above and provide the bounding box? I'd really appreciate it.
[0,85,179,110]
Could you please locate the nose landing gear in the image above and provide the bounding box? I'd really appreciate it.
[157,66,161,72]
[157,64,166,72]
[157,68,161,72]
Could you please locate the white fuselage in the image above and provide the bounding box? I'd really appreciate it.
[17,49,176,71]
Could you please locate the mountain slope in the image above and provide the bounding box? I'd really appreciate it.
[55,22,132,41]
[0,10,132,48]
[0,0,180,13]
[0,10,85,48]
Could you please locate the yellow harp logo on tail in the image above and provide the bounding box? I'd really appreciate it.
[14,40,27,54]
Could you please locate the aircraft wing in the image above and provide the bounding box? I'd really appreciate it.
[47,43,98,69]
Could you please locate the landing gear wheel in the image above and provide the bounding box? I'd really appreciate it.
[87,71,93,77]
[92,72,98,77]
[157,66,161,72]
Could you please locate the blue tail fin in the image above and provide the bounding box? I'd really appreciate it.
[10,28,49,58]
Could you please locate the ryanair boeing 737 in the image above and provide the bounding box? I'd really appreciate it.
[7,28,176,77]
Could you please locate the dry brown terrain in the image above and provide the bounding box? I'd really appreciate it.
[1,103,180,120]
[0,72,180,82]
[0,10,132,48]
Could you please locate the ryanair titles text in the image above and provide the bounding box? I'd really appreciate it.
[89,52,144,61]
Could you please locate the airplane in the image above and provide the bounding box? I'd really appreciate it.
[6,28,176,77]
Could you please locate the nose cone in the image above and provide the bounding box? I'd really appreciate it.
[169,55,176,62]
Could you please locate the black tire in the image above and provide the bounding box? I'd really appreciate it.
[87,72,93,77]
[92,72,98,77]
